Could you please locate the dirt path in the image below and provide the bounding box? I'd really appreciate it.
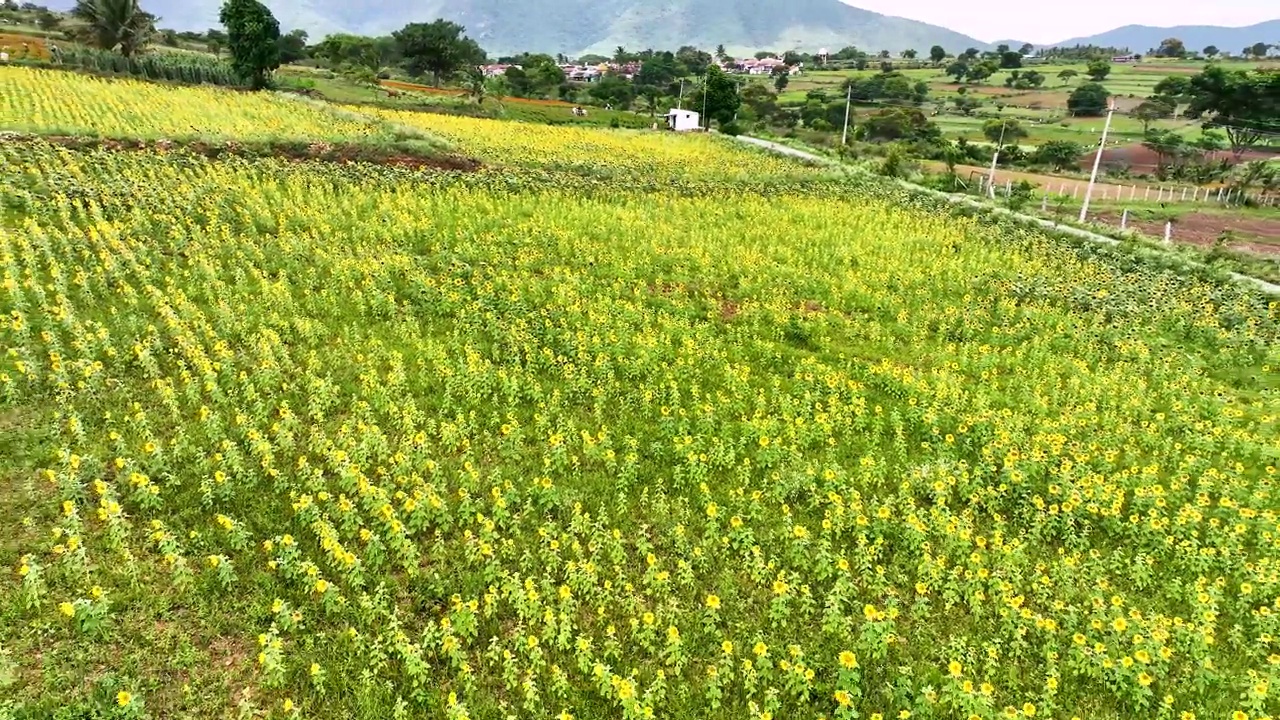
[926,161,1221,202]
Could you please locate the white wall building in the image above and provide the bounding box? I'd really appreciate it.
[665,109,701,132]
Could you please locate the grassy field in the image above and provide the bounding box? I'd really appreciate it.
[2,66,1280,720]
[775,59,1277,147]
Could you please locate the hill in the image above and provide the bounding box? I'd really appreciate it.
[1046,19,1280,53]
[44,0,987,57]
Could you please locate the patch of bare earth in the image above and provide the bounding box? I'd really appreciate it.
[1093,211,1280,255]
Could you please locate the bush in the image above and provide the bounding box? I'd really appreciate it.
[719,121,743,136]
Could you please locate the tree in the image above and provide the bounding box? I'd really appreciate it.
[878,49,890,59]
[460,65,487,103]
[930,45,946,64]
[35,8,60,30]
[1250,42,1271,58]
[1151,74,1192,106]
[207,40,221,56]
[1067,82,1110,116]
[714,43,726,62]
[1057,68,1078,85]
[219,0,280,89]
[1203,45,1219,58]
[773,68,789,92]
[962,47,980,61]
[1019,43,1034,55]
[277,28,307,64]
[589,73,636,109]
[902,48,917,59]
[966,60,998,84]
[997,44,1010,54]
[951,94,982,115]
[1033,140,1084,170]
[70,0,156,58]
[1184,65,1280,156]
[740,82,778,122]
[1155,37,1186,58]
[1142,128,1187,175]
[691,65,741,128]
[392,20,484,85]
[1022,70,1046,88]
[1130,97,1175,133]
[1085,58,1110,81]
[614,45,629,64]
[983,118,1027,144]
[999,51,1022,69]
[860,107,941,142]
[944,60,968,82]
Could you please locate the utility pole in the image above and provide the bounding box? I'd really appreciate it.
[702,72,709,130]
[841,82,853,146]
[1079,100,1116,223]
[987,119,1007,199]
[678,79,685,109]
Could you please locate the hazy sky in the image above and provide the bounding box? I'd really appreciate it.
[843,0,1277,43]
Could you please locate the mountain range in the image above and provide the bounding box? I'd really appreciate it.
[1045,20,1280,54]
[41,0,1280,59]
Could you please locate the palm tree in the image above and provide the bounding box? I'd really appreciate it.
[461,66,487,104]
[70,0,156,58]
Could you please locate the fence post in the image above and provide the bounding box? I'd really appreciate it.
[1041,195,1048,212]
[1005,179,1012,197]
[1130,185,1136,201]
[1164,221,1172,244]
[1120,209,1128,230]
[1180,187,1187,201]
[1216,187,1224,202]
[1072,185,1079,199]
[1144,186,1150,201]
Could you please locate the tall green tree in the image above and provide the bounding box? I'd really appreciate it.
[277,28,307,64]
[392,20,484,85]
[1085,58,1111,81]
[1184,65,1280,156]
[929,45,946,64]
[691,65,741,128]
[70,0,156,58]
[219,0,280,89]
[1155,37,1186,57]
[1130,98,1175,133]
[1067,82,1110,116]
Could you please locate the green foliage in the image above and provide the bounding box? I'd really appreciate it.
[982,118,1027,144]
[1032,140,1084,170]
[16,47,239,86]
[1130,97,1175,133]
[1154,37,1186,58]
[689,65,740,127]
[1183,65,1280,155]
[219,0,281,90]
[391,19,484,84]
[311,33,398,71]
[929,45,945,64]
[1085,58,1111,81]
[69,0,155,58]
[277,28,308,64]
[1067,82,1110,116]
[859,107,941,143]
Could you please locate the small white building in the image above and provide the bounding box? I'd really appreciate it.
[665,109,701,132]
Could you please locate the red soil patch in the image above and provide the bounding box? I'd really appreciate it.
[1093,211,1280,255]
[1087,143,1280,173]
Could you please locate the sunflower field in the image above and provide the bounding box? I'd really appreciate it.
[1,73,1279,720]
[0,66,396,142]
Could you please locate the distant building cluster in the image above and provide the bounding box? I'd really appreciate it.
[719,56,797,75]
